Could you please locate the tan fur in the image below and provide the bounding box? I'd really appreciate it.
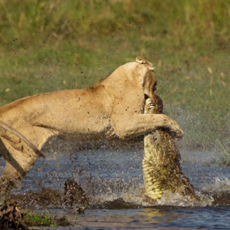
[0,59,183,195]
[0,120,45,158]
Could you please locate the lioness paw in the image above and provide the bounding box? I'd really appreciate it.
[174,127,184,138]
[170,123,184,138]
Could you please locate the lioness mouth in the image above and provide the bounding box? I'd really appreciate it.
[144,94,150,100]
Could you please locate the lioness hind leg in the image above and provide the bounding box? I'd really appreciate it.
[0,162,22,199]
[0,155,37,200]
[0,139,38,199]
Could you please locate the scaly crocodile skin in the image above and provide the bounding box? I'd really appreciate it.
[143,94,197,200]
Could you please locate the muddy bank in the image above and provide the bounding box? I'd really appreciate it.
[0,200,70,230]
[10,179,88,208]
[10,183,230,209]
[11,187,140,210]
[10,178,140,209]
[0,200,28,230]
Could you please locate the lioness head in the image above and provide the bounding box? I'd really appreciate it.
[135,56,157,100]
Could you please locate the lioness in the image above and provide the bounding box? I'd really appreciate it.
[0,57,183,196]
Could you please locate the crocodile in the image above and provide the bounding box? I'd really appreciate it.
[142,94,197,201]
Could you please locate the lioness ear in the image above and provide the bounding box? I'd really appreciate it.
[136,56,147,64]
[135,56,155,71]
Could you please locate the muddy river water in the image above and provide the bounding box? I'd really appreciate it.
[1,148,230,229]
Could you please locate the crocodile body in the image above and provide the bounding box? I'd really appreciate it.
[143,94,197,200]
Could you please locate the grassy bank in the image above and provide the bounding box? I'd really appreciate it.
[0,0,230,152]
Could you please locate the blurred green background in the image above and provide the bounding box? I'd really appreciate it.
[0,0,230,155]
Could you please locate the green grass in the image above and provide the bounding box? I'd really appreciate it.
[23,212,69,227]
[23,212,57,227]
[0,0,230,152]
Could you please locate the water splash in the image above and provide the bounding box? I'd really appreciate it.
[1,149,230,208]
[202,177,230,193]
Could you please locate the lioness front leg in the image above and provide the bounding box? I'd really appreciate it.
[112,113,183,139]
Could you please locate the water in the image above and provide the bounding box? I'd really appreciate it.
[1,148,230,229]
[48,206,230,230]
